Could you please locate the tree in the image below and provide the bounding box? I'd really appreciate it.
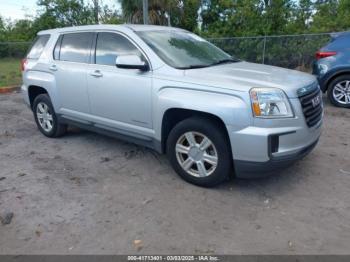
[1,0,350,45]
[36,0,95,27]
[0,16,6,41]
[93,0,99,24]
[0,0,123,44]
[99,4,124,24]
[336,0,350,31]
[262,0,296,35]
[200,0,297,37]
[311,0,350,33]
[226,0,265,36]
[172,0,201,31]
[119,0,201,29]
[287,0,314,33]
[119,0,176,25]
[6,19,35,41]
[0,16,7,57]
[310,0,338,32]
[201,0,234,35]
[31,0,123,35]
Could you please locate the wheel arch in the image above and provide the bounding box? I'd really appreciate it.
[323,68,350,92]
[161,108,231,154]
[28,85,48,109]
[25,70,57,110]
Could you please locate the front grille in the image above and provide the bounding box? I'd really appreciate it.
[299,86,323,127]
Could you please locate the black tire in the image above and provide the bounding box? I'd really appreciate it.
[33,94,67,137]
[327,74,350,108]
[166,117,232,187]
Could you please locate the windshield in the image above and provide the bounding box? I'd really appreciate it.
[136,30,237,69]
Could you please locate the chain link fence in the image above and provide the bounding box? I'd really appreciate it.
[209,33,338,72]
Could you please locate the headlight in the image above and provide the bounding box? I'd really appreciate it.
[250,88,293,118]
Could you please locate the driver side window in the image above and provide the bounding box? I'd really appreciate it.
[95,32,142,66]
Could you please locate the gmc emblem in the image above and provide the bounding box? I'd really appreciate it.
[311,94,321,108]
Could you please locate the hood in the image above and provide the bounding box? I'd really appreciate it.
[183,61,317,98]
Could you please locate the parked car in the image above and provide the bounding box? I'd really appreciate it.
[313,32,350,108]
[21,25,323,187]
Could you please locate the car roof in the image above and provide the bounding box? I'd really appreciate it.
[38,24,185,35]
[331,31,350,39]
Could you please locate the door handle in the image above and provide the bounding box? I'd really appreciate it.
[90,70,103,78]
[49,65,57,71]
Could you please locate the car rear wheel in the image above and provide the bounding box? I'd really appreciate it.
[33,94,67,137]
[328,75,350,108]
[167,117,232,187]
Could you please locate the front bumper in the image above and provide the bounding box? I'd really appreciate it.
[227,98,322,178]
[234,139,319,178]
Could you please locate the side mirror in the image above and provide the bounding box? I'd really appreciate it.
[115,55,149,71]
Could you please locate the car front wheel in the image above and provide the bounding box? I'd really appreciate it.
[167,117,232,187]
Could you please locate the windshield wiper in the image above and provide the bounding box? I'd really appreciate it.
[210,58,240,66]
[176,58,239,70]
[176,64,211,70]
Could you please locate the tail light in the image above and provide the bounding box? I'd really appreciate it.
[21,58,28,71]
[315,51,337,60]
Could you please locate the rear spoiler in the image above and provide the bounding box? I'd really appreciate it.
[330,31,350,39]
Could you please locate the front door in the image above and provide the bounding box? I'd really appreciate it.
[87,32,152,134]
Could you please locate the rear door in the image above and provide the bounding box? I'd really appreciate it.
[51,32,94,118]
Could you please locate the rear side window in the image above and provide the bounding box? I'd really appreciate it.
[58,32,94,63]
[95,32,142,66]
[27,35,50,59]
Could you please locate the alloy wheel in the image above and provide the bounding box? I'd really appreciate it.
[333,80,350,105]
[175,131,218,177]
[36,102,54,132]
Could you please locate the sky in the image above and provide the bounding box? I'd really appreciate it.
[0,0,121,20]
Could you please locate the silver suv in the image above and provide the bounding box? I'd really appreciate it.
[22,25,323,187]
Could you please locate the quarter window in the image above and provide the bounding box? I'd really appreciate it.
[27,35,50,59]
[59,32,94,63]
[95,32,142,66]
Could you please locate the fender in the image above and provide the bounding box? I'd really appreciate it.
[25,70,60,111]
[319,66,350,92]
[153,85,252,142]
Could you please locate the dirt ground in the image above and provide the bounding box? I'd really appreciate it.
[0,91,349,255]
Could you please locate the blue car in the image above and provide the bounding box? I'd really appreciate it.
[313,32,350,108]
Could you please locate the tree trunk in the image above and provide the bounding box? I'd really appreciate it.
[93,0,99,24]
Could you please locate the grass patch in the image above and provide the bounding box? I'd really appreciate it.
[0,58,22,88]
